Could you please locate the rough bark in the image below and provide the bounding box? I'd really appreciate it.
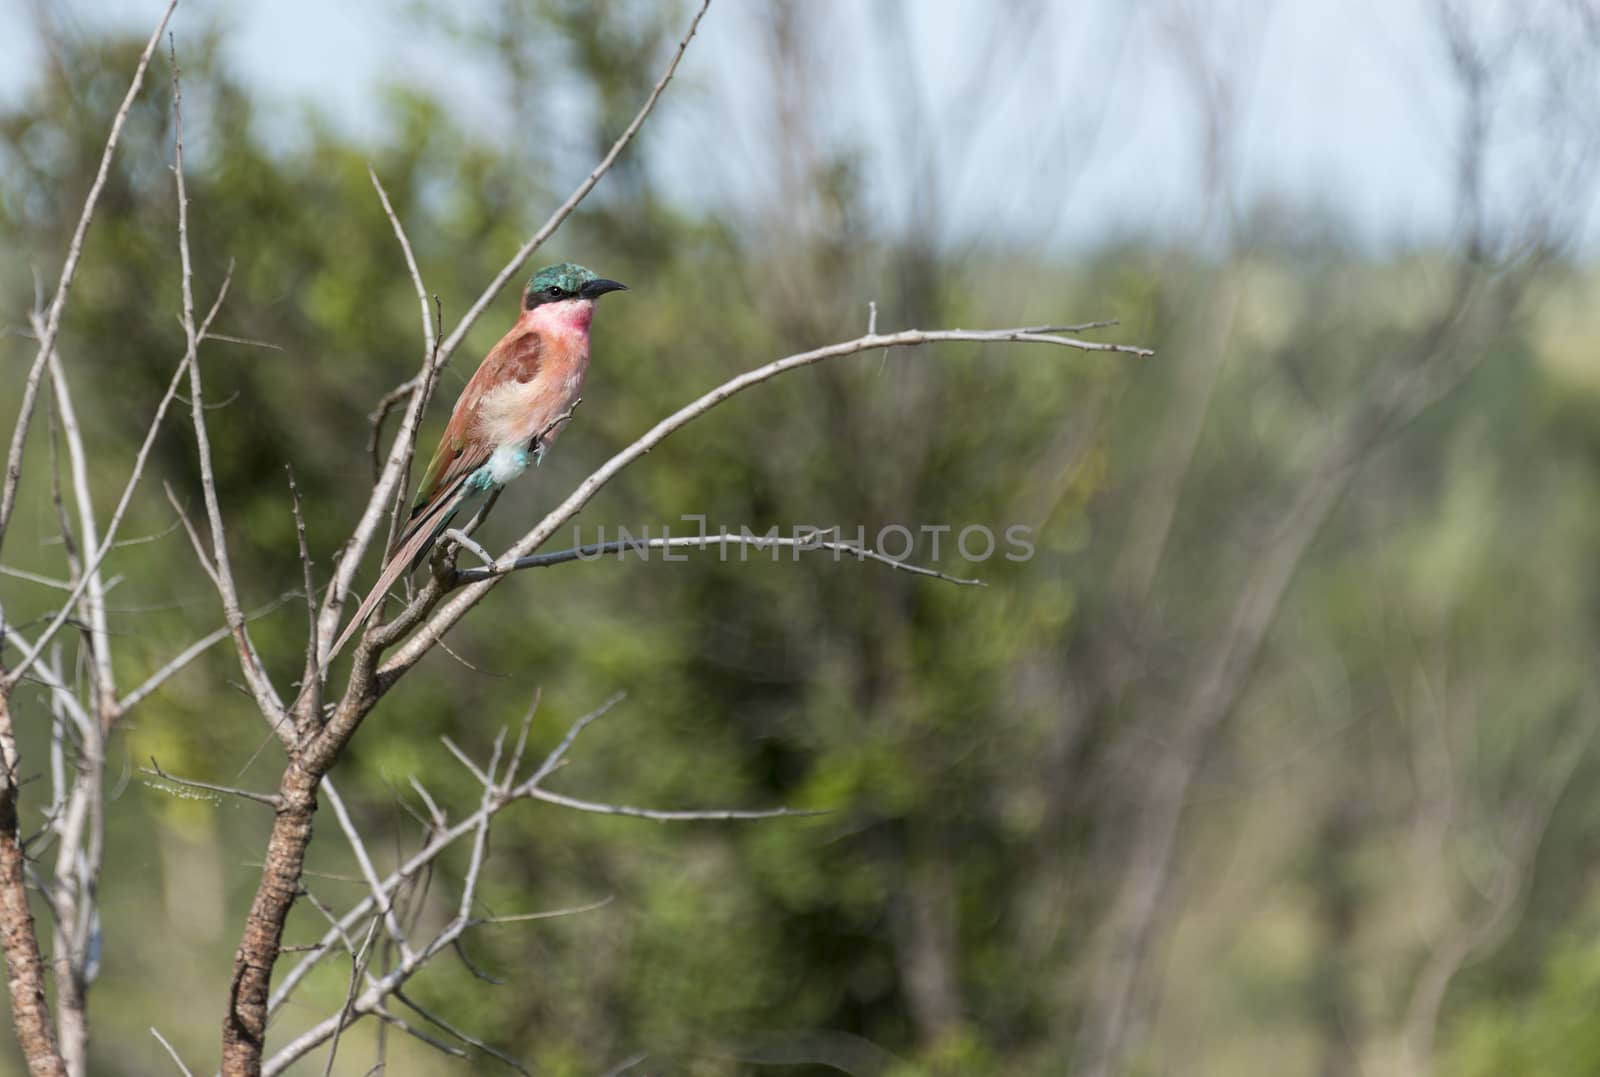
[0,696,67,1077]
[220,762,319,1075]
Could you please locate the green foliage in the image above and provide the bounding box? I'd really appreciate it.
[1447,937,1600,1076]
[5,8,1600,1077]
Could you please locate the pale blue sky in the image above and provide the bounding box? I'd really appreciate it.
[2,0,1578,252]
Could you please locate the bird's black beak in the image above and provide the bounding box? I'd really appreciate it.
[580,278,628,299]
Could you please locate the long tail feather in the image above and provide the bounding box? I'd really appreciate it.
[330,480,472,658]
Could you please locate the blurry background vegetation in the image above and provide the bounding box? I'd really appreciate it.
[5,0,1600,1074]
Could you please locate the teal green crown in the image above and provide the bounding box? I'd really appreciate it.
[528,263,598,294]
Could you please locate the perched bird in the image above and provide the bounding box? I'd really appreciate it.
[333,262,627,655]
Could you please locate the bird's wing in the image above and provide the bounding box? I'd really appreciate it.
[407,326,546,527]
[331,326,547,659]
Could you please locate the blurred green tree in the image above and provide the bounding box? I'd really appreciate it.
[3,2,1600,1075]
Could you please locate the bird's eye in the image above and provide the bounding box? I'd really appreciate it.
[546,286,563,298]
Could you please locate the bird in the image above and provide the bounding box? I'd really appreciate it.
[332,262,627,656]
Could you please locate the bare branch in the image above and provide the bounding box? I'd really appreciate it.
[320,919,379,1077]
[524,788,820,822]
[141,759,282,809]
[368,167,435,357]
[298,888,367,963]
[106,519,182,550]
[122,555,303,709]
[433,0,713,366]
[602,1052,649,1077]
[168,42,286,730]
[229,4,724,1045]
[392,989,529,1076]
[363,172,440,556]
[407,776,446,831]
[449,938,504,985]
[365,378,419,485]
[315,0,713,665]
[162,483,220,588]
[440,737,492,787]
[114,626,227,715]
[287,466,320,714]
[3,347,192,691]
[524,692,624,787]
[384,325,1146,676]
[370,1006,469,1061]
[264,694,797,1026]
[503,690,540,783]
[323,779,412,961]
[457,735,505,922]
[201,332,282,351]
[42,341,114,718]
[149,1027,194,1077]
[475,895,614,926]
[456,530,984,587]
[0,0,180,556]
[0,566,73,590]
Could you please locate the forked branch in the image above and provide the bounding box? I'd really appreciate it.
[314,0,714,667]
[377,325,1150,675]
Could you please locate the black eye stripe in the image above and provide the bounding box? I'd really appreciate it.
[528,282,577,306]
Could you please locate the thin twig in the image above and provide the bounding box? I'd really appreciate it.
[299,887,367,962]
[321,918,379,1077]
[202,332,283,351]
[392,989,530,1076]
[142,759,282,809]
[287,465,320,716]
[365,167,439,556]
[458,733,505,925]
[42,333,115,716]
[602,1053,649,1077]
[323,779,412,961]
[504,689,540,786]
[525,788,820,822]
[407,777,445,830]
[316,0,711,666]
[161,484,219,587]
[365,378,419,485]
[456,531,984,586]
[524,692,624,787]
[368,167,435,357]
[149,1026,195,1077]
[0,566,73,590]
[114,591,291,715]
[3,348,193,690]
[108,518,182,549]
[440,737,491,787]
[0,0,180,556]
[169,42,286,731]
[263,694,791,1025]
[432,0,713,366]
[370,1007,469,1061]
[385,324,1147,675]
[475,895,614,925]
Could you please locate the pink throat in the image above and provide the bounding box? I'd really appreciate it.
[527,297,594,337]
